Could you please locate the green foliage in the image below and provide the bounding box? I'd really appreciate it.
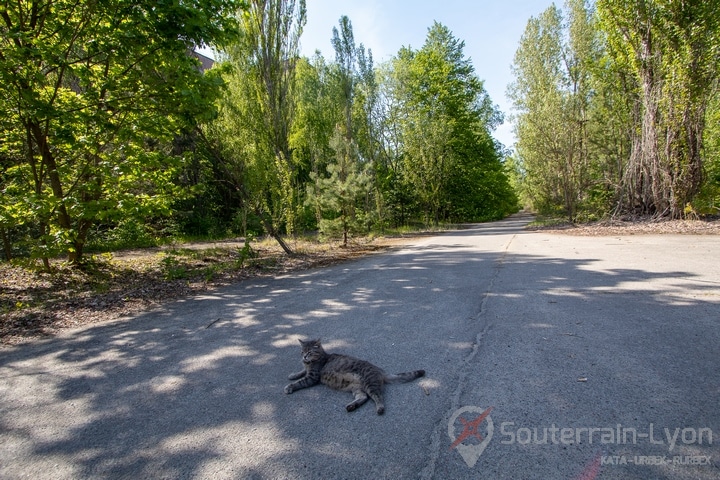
[307,129,372,242]
[595,0,720,217]
[509,1,600,221]
[160,254,190,281]
[206,0,306,254]
[0,0,240,264]
[293,18,518,236]
[96,219,159,251]
[238,234,258,267]
[389,23,516,224]
[291,55,340,202]
[694,92,720,214]
[3,3,525,263]
[297,16,381,243]
[510,0,720,220]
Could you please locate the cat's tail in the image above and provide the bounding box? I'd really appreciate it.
[385,369,425,384]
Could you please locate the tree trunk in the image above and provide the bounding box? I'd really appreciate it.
[0,226,12,261]
[622,24,672,218]
[28,121,85,261]
[666,98,706,218]
[255,206,294,256]
[272,231,294,256]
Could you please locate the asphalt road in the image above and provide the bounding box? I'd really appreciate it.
[1,213,719,479]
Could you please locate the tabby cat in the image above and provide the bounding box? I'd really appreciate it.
[284,338,425,414]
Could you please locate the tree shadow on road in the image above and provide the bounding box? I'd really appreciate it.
[0,223,718,479]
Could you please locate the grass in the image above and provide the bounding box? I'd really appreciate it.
[0,233,405,344]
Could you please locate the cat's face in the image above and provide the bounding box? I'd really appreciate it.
[299,339,325,363]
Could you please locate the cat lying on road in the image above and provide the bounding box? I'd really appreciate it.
[284,338,425,415]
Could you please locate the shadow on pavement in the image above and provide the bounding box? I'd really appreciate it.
[0,217,718,479]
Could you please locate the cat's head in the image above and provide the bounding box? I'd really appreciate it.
[299,338,325,363]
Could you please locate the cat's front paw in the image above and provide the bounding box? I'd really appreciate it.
[284,384,294,394]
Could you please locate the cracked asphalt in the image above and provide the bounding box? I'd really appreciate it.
[1,213,718,479]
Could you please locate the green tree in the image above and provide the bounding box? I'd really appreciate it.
[209,0,306,254]
[695,91,720,214]
[509,1,599,220]
[372,62,417,226]
[306,126,371,243]
[0,0,238,265]
[394,22,514,224]
[584,13,635,217]
[291,54,338,193]
[598,0,720,217]
[332,16,358,141]
[305,16,375,244]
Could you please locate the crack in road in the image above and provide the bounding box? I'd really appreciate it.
[420,233,517,478]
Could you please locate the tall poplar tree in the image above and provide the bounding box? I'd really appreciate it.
[509,1,599,220]
[210,0,306,253]
[598,0,720,217]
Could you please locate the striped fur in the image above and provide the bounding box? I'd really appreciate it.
[284,339,425,414]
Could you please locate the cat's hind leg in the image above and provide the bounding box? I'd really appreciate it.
[345,389,369,412]
[367,388,385,415]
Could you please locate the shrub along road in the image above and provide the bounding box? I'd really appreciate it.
[1,213,718,479]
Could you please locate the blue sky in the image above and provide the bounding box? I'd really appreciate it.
[300,0,555,148]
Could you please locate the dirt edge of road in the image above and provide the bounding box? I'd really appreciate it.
[3,217,718,346]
